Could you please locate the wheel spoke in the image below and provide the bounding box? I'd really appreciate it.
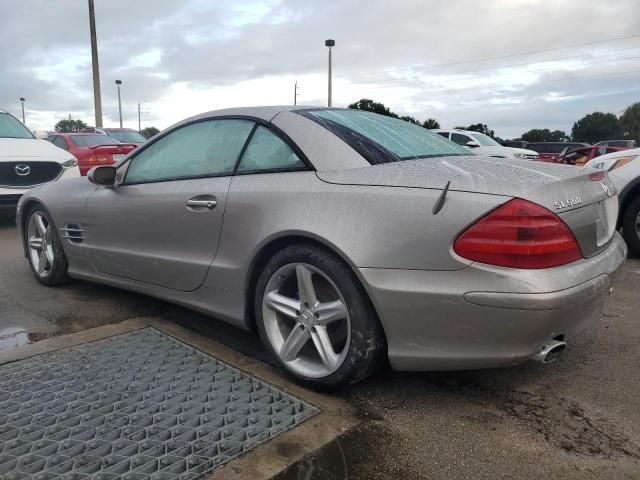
[34,214,46,236]
[315,300,348,326]
[37,252,48,274]
[310,326,339,371]
[29,236,43,251]
[280,324,310,362]
[264,291,300,320]
[296,265,318,308]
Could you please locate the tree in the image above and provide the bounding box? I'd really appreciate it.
[54,118,87,132]
[399,115,421,125]
[520,128,569,143]
[422,118,440,129]
[571,112,623,143]
[620,102,640,143]
[140,126,159,139]
[348,99,397,118]
[465,123,495,138]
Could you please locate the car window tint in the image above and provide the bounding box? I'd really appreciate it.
[53,136,68,150]
[236,126,305,173]
[451,133,471,146]
[125,119,254,184]
[435,131,449,139]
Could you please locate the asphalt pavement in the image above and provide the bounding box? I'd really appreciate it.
[1,211,639,479]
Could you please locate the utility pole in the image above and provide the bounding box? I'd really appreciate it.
[293,81,299,106]
[19,98,25,123]
[138,102,141,131]
[88,0,103,127]
[325,39,335,107]
[115,80,123,127]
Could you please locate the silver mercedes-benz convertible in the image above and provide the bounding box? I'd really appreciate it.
[17,106,626,389]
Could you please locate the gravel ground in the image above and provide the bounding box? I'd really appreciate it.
[1,212,639,479]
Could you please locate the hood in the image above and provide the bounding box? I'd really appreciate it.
[0,138,73,163]
[316,155,615,213]
[508,147,539,156]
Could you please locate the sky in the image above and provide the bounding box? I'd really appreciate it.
[1,0,640,139]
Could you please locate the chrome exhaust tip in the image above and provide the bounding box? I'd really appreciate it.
[532,340,567,364]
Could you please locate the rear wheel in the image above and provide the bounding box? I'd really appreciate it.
[622,195,640,257]
[255,245,384,390]
[25,207,70,286]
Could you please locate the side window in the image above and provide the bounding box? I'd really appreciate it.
[451,133,471,146]
[435,131,449,139]
[53,136,68,150]
[236,126,305,173]
[125,119,254,184]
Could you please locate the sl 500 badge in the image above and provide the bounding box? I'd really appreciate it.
[554,196,582,210]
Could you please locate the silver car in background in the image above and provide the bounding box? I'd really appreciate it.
[17,107,626,390]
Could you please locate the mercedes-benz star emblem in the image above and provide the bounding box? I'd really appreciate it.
[15,164,31,176]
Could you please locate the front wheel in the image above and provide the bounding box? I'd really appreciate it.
[622,195,640,257]
[255,245,385,391]
[24,207,70,286]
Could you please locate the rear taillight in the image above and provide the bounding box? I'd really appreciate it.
[453,199,582,269]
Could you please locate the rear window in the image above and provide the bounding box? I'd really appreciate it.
[300,109,469,164]
[108,130,147,143]
[70,135,122,147]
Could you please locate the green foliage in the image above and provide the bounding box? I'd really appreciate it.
[422,118,440,129]
[140,126,160,139]
[620,102,640,143]
[520,128,569,143]
[348,98,439,130]
[54,118,87,133]
[571,112,623,143]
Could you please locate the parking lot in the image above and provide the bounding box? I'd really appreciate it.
[1,211,639,479]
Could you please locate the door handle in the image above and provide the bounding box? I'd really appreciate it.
[186,198,217,210]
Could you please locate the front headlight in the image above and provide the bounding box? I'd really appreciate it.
[513,152,530,159]
[609,155,638,171]
[61,158,78,168]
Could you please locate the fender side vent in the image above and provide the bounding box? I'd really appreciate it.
[61,223,84,243]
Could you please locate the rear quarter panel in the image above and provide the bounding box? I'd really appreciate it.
[207,171,511,291]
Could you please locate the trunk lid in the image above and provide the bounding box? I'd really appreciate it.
[317,155,618,257]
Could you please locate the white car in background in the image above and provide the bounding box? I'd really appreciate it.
[0,110,79,212]
[584,147,640,255]
[434,129,539,160]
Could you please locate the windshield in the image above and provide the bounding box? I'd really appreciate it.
[70,135,122,147]
[0,112,35,139]
[108,130,147,143]
[471,133,500,146]
[303,109,469,163]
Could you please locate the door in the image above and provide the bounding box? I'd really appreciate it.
[86,118,255,291]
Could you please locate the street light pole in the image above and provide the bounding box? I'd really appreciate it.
[325,39,335,107]
[115,80,123,128]
[293,81,299,106]
[88,0,103,127]
[19,98,25,124]
[138,102,141,131]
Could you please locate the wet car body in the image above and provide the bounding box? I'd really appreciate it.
[16,106,627,387]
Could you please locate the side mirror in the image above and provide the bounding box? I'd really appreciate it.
[465,140,480,148]
[88,165,117,187]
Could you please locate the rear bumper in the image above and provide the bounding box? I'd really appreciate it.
[358,233,627,371]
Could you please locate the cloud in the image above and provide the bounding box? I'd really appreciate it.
[1,0,639,138]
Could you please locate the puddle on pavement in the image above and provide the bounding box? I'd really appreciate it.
[0,327,50,351]
[274,423,396,480]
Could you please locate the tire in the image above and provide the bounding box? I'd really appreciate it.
[622,195,640,257]
[254,244,385,391]
[24,206,70,286]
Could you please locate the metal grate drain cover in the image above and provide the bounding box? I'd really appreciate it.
[0,328,318,480]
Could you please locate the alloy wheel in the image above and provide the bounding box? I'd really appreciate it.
[27,212,54,278]
[262,263,351,379]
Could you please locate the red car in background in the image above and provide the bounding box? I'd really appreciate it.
[527,142,590,163]
[560,145,628,166]
[47,133,137,176]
